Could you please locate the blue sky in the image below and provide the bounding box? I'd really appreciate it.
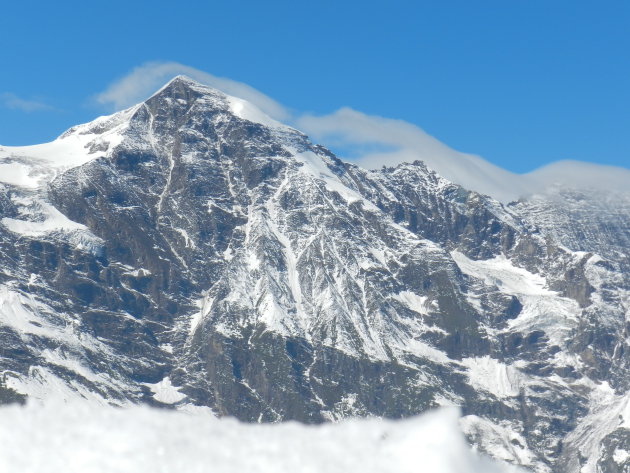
[1,0,629,174]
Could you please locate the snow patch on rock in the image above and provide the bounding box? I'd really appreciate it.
[144,377,186,404]
[460,356,522,399]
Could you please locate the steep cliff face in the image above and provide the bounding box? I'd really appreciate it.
[0,76,628,473]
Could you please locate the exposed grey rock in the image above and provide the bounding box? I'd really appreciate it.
[0,76,627,472]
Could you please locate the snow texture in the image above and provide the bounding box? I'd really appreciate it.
[460,356,522,399]
[144,377,186,404]
[0,403,521,473]
[451,251,580,345]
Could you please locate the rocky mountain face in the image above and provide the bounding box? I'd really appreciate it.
[0,76,628,473]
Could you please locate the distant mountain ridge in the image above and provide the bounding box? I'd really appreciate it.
[0,76,628,473]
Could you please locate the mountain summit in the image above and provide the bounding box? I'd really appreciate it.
[0,77,628,473]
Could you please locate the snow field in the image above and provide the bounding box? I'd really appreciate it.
[0,403,521,473]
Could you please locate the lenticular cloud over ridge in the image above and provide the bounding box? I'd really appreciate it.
[95,62,289,121]
[95,63,630,204]
[296,108,630,203]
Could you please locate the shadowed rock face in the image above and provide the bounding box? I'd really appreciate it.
[0,76,628,472]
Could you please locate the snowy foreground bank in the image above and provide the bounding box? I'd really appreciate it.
[0,403,522,473]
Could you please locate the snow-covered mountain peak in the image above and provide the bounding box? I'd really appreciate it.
[0,106,135,190]
[0,77,628,473]
[142,75,295,132]
[0,76,306,194]
[58,104,139,141]
[163,74,204,88]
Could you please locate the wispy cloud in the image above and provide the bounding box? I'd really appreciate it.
[95,63,630,203]
[296,107,463,164]
[1,93,52,112]
[525,160,630,197]
[296,108,534,202]
[297,108,630,201]
[94,61,290,121]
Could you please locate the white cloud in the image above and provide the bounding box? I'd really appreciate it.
[296,108,533,202]
[523,160,630,198]
[296,108,630,202]
[296,107,462,162]
[94,61,290,121]
[94,63,630,203]
[1,93,51,112]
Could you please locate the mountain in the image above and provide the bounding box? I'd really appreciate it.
[0,76,628,473]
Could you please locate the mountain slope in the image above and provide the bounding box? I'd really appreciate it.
[0,76,628,473]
